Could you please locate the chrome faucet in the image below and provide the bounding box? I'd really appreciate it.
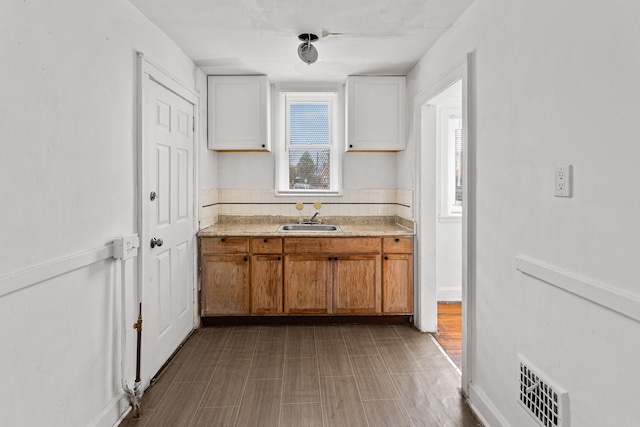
[302,212,320,224]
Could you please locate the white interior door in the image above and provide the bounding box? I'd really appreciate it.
[143,77,195,380]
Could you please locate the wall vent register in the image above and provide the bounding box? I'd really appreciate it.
[518,355,569,427]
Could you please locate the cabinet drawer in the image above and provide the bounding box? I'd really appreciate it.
[284,237,381,254]
[251,237,283,254]
[201,237,249,254]
[382,237,413,254]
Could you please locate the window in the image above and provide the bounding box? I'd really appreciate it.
[275,89,342,195]
[430,78,463,220]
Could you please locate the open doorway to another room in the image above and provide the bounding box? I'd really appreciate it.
[415,57,471,392]
[428,79,464,370]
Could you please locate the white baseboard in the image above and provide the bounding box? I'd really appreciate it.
[468,383,511,427]
[89,392,130,427]
[437,288,462,301]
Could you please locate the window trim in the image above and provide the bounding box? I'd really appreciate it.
[438,106,463,220]
[274,84,343,196]
[447,114,463,214]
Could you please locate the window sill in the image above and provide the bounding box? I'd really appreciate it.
[275,190,343,197]
[438,214,462,223]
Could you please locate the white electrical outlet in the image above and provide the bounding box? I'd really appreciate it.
[554,165,572,197]
[113,234,140,260]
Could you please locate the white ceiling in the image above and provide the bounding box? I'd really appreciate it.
[130,0,474,82]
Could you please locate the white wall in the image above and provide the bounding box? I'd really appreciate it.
[0,1,205,425]
[436,220,462,301]
[216,150,398,189]
[404,0,640,425]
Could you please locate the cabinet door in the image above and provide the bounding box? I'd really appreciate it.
[284,255,332,314]
[251,255,283,314]
[382,254,413,313]
[207,75,270,151]
[346,76,406,151]
[333,255,381,314]
[201,254,250,315]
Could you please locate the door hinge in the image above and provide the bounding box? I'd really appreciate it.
[193,116,196,132]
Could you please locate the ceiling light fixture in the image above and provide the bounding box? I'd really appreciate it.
[297,33,319,65]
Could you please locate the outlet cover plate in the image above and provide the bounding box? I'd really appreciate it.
[114,234,140,260]
[554,165,572,197]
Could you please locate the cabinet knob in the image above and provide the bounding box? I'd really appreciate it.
[277,256,281,260]
[244,256,248,262]
[261,144,265,148]
[395,238,400,242]
[221,238,226,242]
[384,256,389,260]
[333,257,338,261]
[349,144,353,148]
[263,239,268,243]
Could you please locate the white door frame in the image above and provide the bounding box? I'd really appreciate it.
[413,52,475,396]
[136,53,200,384]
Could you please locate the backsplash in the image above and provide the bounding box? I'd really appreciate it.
[200,188,219,229]
[199,188,413,229]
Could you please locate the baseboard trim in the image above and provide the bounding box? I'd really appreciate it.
[89,392,130,427]
[437,288,462,301]
[468,383,511,427]
[201,315,412,327]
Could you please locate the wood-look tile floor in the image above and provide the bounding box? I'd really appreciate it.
[121,324,481,427]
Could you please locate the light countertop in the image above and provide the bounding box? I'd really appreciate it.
[197,216,414,238]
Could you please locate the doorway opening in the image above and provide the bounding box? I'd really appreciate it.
[428,79,463,369]
[415,56,472,392]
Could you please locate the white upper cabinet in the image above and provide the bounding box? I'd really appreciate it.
[345,76,406,151]
[208,75,271,151]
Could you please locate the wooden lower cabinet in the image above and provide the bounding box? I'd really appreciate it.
[200,253,250,315]
[284,253,381,315]
[333,255,381,314]
[200,235,412,316]
[382,253,413,313]
[284,255,332,314]
[251,254,283,314]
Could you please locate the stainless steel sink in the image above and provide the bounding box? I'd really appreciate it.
[277,223,342,232]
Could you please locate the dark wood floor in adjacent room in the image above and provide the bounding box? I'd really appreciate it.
[435,302,462,370]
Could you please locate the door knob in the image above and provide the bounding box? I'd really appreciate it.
[150,237,163,248]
